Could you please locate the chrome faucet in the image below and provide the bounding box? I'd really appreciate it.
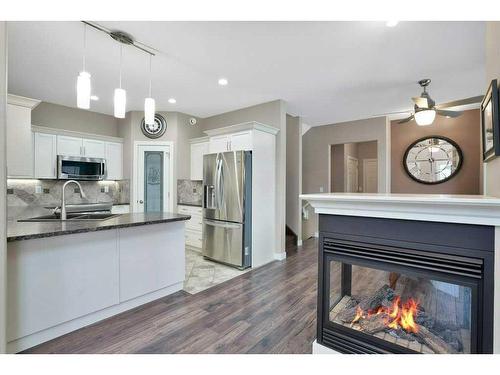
[61,180,87,220]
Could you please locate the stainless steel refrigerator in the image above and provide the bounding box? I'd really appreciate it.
[202,150,252,269]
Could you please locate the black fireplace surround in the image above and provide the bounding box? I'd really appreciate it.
[317,215,494,354]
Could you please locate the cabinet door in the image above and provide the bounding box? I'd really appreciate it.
[190,142,209,180]
[105,142,123,180]
[57,135,83,156]
[230,131,253,151]
[34,132,57,178]
[83,139,105,158]
[209,135,230,153]
[6,104,34,177]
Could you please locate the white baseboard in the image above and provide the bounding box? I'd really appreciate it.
[297,239,303,246]
[274,252,287,261]
[314,231,319,238]
[7,282,183,353]
[312,340,340,354]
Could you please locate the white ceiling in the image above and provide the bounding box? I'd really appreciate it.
[7,21,485,126]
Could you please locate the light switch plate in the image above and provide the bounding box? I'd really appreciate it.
[35,185,42,194]
[104,185,109,193]
[319,186,324,193]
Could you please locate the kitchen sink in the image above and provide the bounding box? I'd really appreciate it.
[18,213,121,222]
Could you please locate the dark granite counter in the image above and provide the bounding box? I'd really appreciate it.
[177,202,202,208]
[8,212,191,242]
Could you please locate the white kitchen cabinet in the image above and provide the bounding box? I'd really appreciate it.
[83,139,105,158]
[178,205,203,250]
[209,135,230,153]
[6,95,40,177]
[208,131,252,153]
[229,131,252,151]
[57,135,83,157]
[105,142,123,180]
[34,132,57,178]
[190,139,209,180]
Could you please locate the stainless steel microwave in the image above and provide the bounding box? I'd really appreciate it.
[57,155,106,180]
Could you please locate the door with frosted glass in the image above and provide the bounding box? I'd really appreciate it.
[136,145,170,213]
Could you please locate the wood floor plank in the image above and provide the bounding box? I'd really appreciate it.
[23,239,319,354]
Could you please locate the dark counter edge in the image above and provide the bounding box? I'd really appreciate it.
[177,202,202,207]
[7,215,191,243]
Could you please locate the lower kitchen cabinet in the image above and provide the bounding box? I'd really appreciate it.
[178,204,203,250]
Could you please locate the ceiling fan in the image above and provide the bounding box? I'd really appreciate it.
[380,79,483,126]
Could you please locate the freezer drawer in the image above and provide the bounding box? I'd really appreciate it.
[203,219,248,268]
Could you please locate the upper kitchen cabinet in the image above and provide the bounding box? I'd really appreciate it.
[57,136,105,158]
[6,94,40,178]
[34,132,57,179]
[190,137,209,180]
[208,131,252,153]
[105,142,123,180]
[57,135,83,157]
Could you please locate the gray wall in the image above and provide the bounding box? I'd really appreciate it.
[485,22,500,197]
[286,114,301,238]
[118,110,203,210]
[302,116,390,238]
[32,102,119,137]
[199,100,287,255]
[0,21,7,354]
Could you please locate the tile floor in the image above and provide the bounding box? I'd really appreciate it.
[183,248,251,294]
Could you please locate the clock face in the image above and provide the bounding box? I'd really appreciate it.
[141,114,167,139]
[404,137,462,184]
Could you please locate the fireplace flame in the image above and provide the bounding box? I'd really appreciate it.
[353,296,420,334]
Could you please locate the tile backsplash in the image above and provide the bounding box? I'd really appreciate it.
[7,179,130,207]
[177,179,203,206]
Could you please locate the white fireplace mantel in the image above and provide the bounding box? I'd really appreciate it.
[300,193,500,354]
[300,193,500,226]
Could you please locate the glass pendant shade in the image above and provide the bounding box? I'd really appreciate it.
[114,88,126,118]
[76,71,91,109]
[414,109,436,126]
[144,97,155,125]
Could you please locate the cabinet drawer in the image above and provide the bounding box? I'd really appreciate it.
[186,215,203,231]
[185,229,203,248]
[178,205,203,216]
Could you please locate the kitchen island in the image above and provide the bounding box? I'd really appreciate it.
[6,211,190,353]
[300,193,500,354]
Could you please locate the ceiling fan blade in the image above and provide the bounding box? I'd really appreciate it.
[397,115,414,124]
[436,109,462,118]
[435,95,483,109]
[412,96,429,108]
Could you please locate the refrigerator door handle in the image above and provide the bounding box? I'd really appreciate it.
[204,219,241,229]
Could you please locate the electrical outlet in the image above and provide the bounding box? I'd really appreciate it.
[7,188,14,195]
[43,188,50,194]
[104,185,109,193]
[35,185,42,194]
[319,186,324,193]
[74,188,80,193]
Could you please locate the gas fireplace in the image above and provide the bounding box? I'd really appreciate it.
[317,215,494,354]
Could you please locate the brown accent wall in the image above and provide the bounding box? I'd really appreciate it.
[391,109,481,194]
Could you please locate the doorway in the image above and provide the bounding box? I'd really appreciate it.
[133,142,174,213]
[329,140,378,193]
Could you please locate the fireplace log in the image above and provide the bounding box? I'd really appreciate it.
[358,284,394,311]
[358,314,388,334]
[417,326,458,354]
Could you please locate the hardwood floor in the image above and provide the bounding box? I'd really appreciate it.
[23,238,318,354]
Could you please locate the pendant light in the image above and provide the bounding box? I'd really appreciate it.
[76,24,91,109]
[114,44,126,118]
[144,54,155,125]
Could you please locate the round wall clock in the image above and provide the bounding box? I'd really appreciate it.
[141,114,167,139]
[403,136,463,184]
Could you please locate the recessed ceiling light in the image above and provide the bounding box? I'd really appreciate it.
[90,95,99,101]
[386,21,399,27]
[218,78,228,86]
[168,98,176,104]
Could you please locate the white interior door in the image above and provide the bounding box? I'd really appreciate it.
[136,144,171,213]
[346,156,359,193]
[363,158,378,193]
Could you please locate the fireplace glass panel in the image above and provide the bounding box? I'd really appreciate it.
[328,261,472,353]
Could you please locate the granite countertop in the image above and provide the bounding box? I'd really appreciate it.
[8,211,191,242]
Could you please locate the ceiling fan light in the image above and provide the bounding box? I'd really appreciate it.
[76,71,91,109]
[114,88,126,118]
[144,97,155,125]
[414,109,436,126]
